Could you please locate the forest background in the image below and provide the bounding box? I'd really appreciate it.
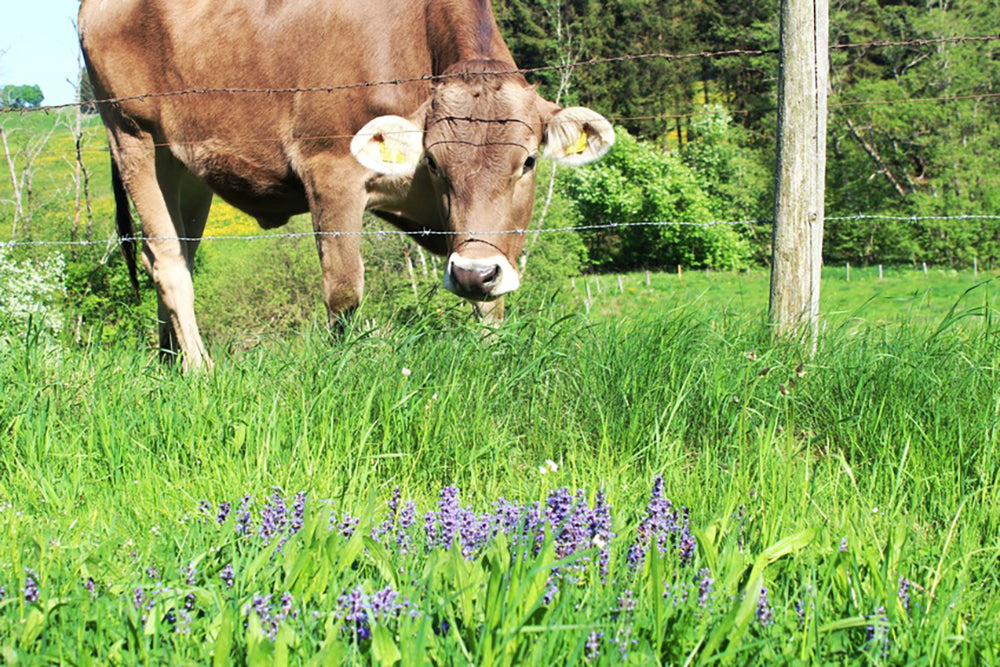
[490,0,1000,270]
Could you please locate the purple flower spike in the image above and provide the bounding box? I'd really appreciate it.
[756,586,773,627]
[220,563,235,588]
[867,605,890,658]
[184,561,197,586]
[217,501,231,524]
[235,495,253,535]
[250,593,280,640]
[291,492,306,533]
[24,569,39,603]
[697,569,715,608]
[84,577,97,600]
[259,488,288,545]
[898,576,911,613]
[585,631,604,661]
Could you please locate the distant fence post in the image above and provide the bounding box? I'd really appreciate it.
[769,0,829,350]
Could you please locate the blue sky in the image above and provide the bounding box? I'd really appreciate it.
[1,1,82,106]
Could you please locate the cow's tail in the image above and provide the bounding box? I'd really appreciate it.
[111,158,141,300]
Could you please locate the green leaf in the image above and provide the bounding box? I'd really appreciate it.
[371,625,402,666]
[213,606,235,667]
[20,608,45,649]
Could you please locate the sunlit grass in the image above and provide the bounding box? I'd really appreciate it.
[1,282,998,661]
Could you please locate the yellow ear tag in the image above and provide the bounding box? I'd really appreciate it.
[568,131,589,156]
[379,140,406,164]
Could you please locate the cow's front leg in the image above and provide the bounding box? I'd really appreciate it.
[306,161,368,329]
[315,227,364,328]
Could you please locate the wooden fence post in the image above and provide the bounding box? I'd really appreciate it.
[769,0,829,350]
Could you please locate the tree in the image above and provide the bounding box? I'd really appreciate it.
[1,84,44,109]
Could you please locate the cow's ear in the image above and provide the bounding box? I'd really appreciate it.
[351,115,423,176]
[543,107,615,166]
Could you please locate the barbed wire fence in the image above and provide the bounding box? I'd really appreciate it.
[2,34,1000,266]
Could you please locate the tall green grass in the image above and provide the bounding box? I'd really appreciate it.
[1,275,998,662]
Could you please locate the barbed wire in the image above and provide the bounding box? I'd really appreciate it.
[3,214,1000,250]
[9,84,1000,162]
[2,34,997,116]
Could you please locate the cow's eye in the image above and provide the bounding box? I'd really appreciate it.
[425,154,439,175]
[523,155,537,173]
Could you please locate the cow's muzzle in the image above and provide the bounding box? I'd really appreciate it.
[443,252,520,301]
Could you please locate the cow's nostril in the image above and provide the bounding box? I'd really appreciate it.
[482,264,500,287]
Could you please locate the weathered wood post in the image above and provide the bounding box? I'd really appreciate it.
[769,0,828,349]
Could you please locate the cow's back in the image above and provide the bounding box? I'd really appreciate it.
[79,0,452,214]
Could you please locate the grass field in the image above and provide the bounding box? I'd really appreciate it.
[3,108,1000,663]
[2,262,999,663]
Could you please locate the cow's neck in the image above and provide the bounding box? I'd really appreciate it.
[425,0,515,74]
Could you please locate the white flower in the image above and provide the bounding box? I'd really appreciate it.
[401,367,412,377]
[539,459,559,474]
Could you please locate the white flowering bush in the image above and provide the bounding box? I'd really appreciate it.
[0,245,67,342]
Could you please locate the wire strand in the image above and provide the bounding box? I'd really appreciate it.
[2,35,997,115]
[5,214,1000,250]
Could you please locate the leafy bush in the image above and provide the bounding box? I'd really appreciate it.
[63,247,156,345]
[560,127,753,272]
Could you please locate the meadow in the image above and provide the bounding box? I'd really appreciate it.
[3,109,1000,663]
[1,260,999,663]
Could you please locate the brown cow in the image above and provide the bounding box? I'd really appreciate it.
[78,0,613,370]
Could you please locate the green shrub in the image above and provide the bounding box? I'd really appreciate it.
[560,128,753,271]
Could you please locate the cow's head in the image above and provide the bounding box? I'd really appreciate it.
[351,60,613,302]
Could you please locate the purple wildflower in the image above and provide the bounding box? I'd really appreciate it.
[145,565,159,579]
[585,631,604,661]
[184,561,197,586]
[628,476,688,569]
[280,591,297,620]
[617,589,637,614]
[217,501,231,524]
[591,489,615,578]
[697,569,714,608]
[756,586,773,627]
[543,582,559,605]
[898,576,911,613]
[235,495,253,535]
[338,514,359,537]
[133,587,145,611]
[24,569,39,603]
[839,536,848,552]
[396,500,416,554]
[198,499,212,519]
[0,586,5,602]
[248,594,279,640]
[185,592,196,612]
[220,563,235,588]
[175,608,192,634]
[291,492,306,533]
[259,488,288,544]
[867,605,890,658]
[336,586,371,641]
[335,585,413,641]
[373,487,401,543]
[84,577,97,600]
